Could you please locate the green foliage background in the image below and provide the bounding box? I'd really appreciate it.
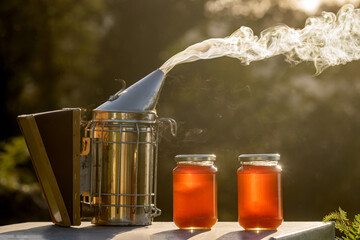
[1,0,359,225]
[324,208,360,239]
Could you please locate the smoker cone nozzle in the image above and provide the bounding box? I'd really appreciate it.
[95,69,165,113]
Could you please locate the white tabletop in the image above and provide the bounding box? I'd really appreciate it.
[0,221,334,240]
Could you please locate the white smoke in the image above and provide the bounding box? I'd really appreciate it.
[160,4,360,75]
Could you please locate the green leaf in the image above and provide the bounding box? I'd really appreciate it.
[324,208,360,240]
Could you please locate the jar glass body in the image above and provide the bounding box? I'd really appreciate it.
[237,160,283,230]
[173,160,217,230]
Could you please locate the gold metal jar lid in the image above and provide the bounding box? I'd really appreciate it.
[238,153,280,162]
[175,154,216,162]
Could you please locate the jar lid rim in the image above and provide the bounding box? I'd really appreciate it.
[238,153,280,161]
[175,154,216,162]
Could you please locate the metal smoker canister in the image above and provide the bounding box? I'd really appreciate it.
[85,69,176,225]
[17,69,174,227]
[87,111,176,225]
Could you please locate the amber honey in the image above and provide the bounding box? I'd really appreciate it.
[237,154,283,230]
[173,154,217,230]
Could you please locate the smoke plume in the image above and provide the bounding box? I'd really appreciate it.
[160,4,360,75]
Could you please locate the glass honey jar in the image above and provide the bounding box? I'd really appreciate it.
[237,153,283,230]
[173,154,217,230]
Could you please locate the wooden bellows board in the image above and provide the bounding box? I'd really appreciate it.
[17,109,81,226]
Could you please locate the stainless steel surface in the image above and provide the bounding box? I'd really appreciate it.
[81,68,175,225]
[239,153,280,162]
[85,111,176,225]
[175,154,216,162]
[80,155,91,195]
[95,69,166,113]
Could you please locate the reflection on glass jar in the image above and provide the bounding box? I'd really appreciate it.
[237,153,283,231]
[173,154,217,230]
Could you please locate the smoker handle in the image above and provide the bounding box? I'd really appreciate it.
[108,79,126,101]
[157,118,177,136]
[151,207,162,218]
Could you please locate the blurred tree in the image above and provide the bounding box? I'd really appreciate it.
[0,0,105,225]
[0,137,49,224]
[0,0,105,140]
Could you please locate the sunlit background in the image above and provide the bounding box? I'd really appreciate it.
[1,0,360,225]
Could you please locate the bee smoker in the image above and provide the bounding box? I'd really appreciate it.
[17,69,176,227]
